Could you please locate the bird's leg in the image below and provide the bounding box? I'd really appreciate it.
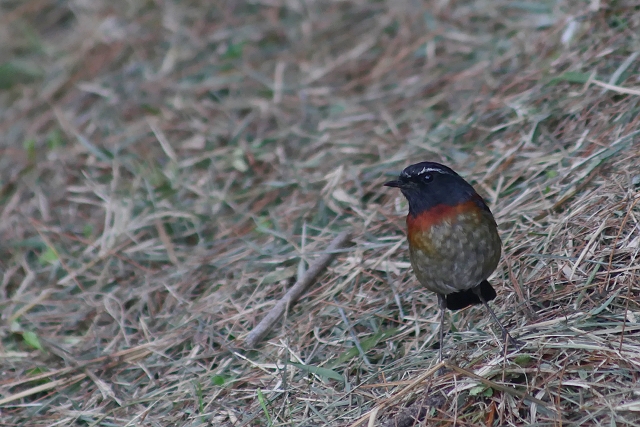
[473,289,522,350]
[437,294,447,362]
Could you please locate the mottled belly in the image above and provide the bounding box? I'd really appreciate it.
[408,210,502,295]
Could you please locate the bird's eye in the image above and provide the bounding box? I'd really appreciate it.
[423,173,433,182]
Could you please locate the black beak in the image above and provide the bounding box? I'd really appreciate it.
[384,180,402,188]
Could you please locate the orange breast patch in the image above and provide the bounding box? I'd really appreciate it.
[406,200,480,237]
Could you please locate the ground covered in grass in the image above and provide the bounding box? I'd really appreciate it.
[1,1,640,426]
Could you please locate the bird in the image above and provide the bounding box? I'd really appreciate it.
[384,161,519,361]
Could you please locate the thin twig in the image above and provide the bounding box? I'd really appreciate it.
[346,361,446,427]
[244,230,352,348]
[336,300,372,367]
[445,362,558,417]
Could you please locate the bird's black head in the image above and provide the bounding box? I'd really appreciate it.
[384,162,479,216]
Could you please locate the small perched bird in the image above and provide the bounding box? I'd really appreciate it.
[384,161,519,360]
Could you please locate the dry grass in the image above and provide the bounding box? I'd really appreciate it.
[1,1,640,426]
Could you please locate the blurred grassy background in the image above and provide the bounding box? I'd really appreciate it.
[1,1,640,425]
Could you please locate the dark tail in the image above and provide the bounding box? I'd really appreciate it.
[445,280,496,311]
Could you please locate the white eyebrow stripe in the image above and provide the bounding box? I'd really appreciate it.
[402,166,448,178]
[417,167,443,175]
